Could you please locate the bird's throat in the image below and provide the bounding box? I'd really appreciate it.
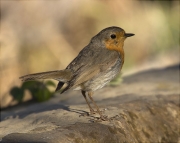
[105,40,125,66]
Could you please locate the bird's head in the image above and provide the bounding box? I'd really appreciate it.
[93,26,134,53]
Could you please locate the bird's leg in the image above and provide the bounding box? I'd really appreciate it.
[81,90,95,115]
[88,91,108,121]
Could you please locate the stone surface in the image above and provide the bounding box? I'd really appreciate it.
[0,64,179,143]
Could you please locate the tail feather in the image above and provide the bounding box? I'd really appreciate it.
[20,69,72,82]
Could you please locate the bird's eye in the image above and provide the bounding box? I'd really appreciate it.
[110,34,116,39]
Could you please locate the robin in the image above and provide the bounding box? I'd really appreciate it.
[20,26,134,121]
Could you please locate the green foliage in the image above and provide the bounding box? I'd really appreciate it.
[10,80,56,103]
[10,87,24,102]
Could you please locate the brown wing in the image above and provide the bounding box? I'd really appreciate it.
[61,45,121,93]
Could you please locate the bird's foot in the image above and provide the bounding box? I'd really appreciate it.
[89,109,97,115]
[90,108,106,115]
[92,115,109,122]
[79,109,96,117]
[80,108,106,116]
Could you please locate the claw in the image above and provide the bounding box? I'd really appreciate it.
[100,115,109,121]
[91,115,109,122]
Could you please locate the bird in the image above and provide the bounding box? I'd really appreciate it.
[20,26,134,121]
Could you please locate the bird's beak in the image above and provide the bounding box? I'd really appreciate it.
[125,33,135,37]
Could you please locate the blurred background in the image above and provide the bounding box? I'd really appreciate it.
[0,0,179,108]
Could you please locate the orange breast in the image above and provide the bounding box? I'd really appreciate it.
[105,40,125,69]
